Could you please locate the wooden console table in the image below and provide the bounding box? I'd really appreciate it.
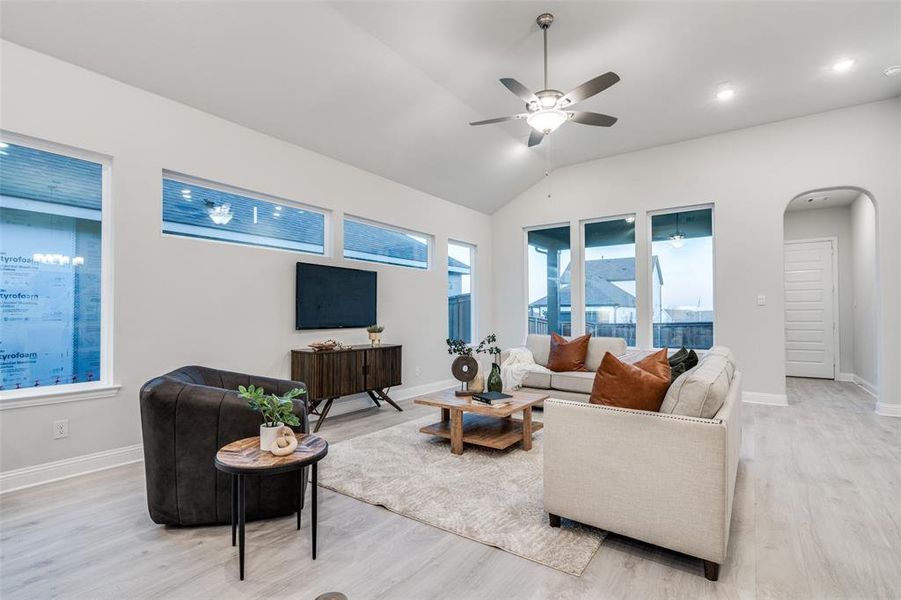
[291,344,402,432]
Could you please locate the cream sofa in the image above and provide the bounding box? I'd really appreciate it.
[542,348,742,581]
[500,334,627,402]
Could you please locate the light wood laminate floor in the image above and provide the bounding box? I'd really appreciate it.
[2,378,900,599]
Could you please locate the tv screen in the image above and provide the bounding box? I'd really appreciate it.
[296,263,377,329]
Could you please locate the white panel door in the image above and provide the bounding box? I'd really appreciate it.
[784,240,835,378]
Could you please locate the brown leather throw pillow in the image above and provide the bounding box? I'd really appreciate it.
[589,348,672,411]
[547,332,591,372]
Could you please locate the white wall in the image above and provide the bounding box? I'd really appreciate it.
[0,42,493,473]
[851,193,879,390]
[492,99,901,409]
[783,206,854,376]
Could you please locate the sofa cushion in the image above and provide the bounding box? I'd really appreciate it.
[547,333,591,372]
[589,348,671,411]
[522,370,552,389]
[659,351,733,418]
[584,337,628,371]
[525,334,551,367]
[550,371,596,394]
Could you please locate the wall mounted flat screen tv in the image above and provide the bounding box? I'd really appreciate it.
[296,263,377,329]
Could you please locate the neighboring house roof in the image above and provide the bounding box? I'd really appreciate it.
[561,256,663,286]
[531,277,637,309]
[0,142,102,210]
[447,256,469,271]
[531,257,663,309]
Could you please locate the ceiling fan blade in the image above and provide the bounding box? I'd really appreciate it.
[469,114,526,126]
[559,72,620,107]
[527,129,544,147]
[568,111,618,127]
[500,78,539,104]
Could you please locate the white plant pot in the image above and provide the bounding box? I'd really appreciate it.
[368,332,382,346]
[260,423,284,451]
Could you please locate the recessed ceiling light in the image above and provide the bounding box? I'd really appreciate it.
[716,86,735,101]
[883,65,901,77]
[832,59,855,73]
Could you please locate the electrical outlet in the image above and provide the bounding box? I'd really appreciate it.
[414,366,422,378]
[53,419,69,439]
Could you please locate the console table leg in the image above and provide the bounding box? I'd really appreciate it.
[313,398,335,433]
[311,462,318,560]
[450,409,464,455]
[375,389,403,412]
[366,390,382,407]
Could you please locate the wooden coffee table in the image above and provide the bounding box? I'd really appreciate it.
[414,389,549,455]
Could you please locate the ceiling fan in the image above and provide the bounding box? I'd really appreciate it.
[469,13,620,147]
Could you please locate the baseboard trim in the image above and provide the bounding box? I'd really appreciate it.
[852,375,877,397]
[836,372,855,383]
[1,378,461,494]
[742,391,788,406]
[875,402,901,417]
[309,379,457,422]
[0,443,144,495]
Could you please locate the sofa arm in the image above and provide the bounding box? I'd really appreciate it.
[543,399,731,563]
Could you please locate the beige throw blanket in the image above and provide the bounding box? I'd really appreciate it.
[500,347,551,390]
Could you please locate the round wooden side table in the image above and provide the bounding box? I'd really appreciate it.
[214,433,328,580]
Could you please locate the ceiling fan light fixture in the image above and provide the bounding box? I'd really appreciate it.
[527,109,567,134]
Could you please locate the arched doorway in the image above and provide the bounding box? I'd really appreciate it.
[782,187,879,403]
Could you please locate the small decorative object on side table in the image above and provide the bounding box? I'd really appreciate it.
[366,324,384,346]
[214,433,328,580]
[238,384,304,451]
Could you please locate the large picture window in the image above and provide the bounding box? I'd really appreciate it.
[527,225,571,336]
[650,207,714,349]
[0,138,108,392]
[343,217,430,270]
[162,175,326,254]
[447,241,474,343]
[583,217,637,346]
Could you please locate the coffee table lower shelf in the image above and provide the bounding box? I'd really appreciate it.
[420,413,544,451]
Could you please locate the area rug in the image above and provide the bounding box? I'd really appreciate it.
[317,416,606,575]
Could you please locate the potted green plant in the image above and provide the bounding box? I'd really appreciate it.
[476,334,503,392]
[367,324,384,346]
[238,385,303,451]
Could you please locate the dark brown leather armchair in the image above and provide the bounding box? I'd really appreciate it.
[140,366,308,526]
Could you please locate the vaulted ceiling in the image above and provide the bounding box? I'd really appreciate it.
[2,1,900,213]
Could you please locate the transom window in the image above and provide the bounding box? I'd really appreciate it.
[343,216,430,270]
[162,174,326,254]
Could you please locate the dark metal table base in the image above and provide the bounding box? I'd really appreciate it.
[230,462,319,580]
[309,388,403,432]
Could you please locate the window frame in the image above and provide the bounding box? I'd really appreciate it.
[646,203,716,350]
[580,213,638,347]
[342,214,433,271]
[523,221,573,338]
[0,131,118,408]
[447,239,477,344]
[160,171,330,257]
